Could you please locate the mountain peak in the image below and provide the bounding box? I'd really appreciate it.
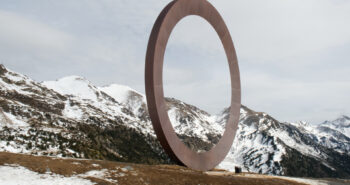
[339,115,350,120]
[333,115,350,127]
[291,120,309,128]
[0,64,8,75]
[319,115,350,139]
[42,75,98,100]
[56,75,90,83]
[99,84,142,104]
[322,115,350,126]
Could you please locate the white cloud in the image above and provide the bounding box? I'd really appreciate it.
[209,0,350,62]
[0,10,73,55]
[242,71,350,123]
[0,0,349,123]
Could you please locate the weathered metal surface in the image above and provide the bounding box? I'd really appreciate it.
[145,0,241,171]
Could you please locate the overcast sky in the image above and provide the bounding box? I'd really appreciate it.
[0,0,349,124]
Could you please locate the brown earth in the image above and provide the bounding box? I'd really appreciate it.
[0,152,310,185]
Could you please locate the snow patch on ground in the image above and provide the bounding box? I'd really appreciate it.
[80,169,118,184]
[216,156,242,173]
[0,165,94,185]
[278,176,329,185]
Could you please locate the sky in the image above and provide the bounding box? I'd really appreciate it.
[0,0,349,124]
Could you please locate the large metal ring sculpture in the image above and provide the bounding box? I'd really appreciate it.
[145,0,241,171]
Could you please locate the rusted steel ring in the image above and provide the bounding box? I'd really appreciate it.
[145,0,241,171]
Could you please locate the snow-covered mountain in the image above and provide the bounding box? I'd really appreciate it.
[219,108,350,177]
[100,83,224,151]
[0,64,349,178]
[319,116,350,139]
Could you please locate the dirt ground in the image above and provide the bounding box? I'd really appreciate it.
[0,152,316,185]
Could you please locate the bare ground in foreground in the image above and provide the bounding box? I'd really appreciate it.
[0,152,348,185]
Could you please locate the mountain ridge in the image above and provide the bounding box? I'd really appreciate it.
[0,64,349,178]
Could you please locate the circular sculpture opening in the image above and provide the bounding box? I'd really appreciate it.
[163,15,231,153]
[145,0,241,171]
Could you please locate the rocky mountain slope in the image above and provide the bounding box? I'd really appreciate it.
[219,107,350,178]
[0,64,349,178]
